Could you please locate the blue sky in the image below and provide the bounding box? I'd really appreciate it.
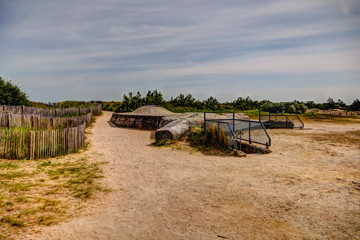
[1,0,359,103]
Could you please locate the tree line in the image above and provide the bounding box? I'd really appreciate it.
[1,77,359,114]
[101,90,360,114]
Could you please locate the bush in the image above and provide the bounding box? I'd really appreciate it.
[0,77,29,106]
[349,99,360,111]
[261,101,307,114]
[188,124,229,150]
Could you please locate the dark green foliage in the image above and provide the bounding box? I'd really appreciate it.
[28,101,49,108]
[0,77,29,105]
[102,92,358,113]
[349,99,360,111]
[304,98,351,110]
[144,89,164,105]
[337,99,347,109]
[326,97,335,109]
[203,96,220,110]
[54,101,93,108]
[232,96,266,110]
[102,90,163,112]
[106,90,354,114]
[261,101,308,114]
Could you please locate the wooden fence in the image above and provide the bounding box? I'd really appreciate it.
[0,124,86,160]
[0,111,92,129]
[0,105,102,117]
[0,105,101,160]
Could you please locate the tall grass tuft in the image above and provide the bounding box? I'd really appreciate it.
[187,124,229,150]
[205,124,229,149]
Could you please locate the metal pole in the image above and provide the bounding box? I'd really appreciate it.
[259,109,261,122]
[239,132,242,151]
[204,112,206,130]
[249,121,251,144]
[232,111,235,133]
[269,111,271,122]
[286,116,288,129]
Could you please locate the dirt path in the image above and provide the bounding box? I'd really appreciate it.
[28,112,359,239]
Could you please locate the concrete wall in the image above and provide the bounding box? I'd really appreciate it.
[110,113,164,130]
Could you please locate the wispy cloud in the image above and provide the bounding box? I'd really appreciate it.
[0,0,359,103]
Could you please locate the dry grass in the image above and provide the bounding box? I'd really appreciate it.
[271,128,360,150]
[299,114,360,124]
[309,130,360,149]
[0,153,109,239]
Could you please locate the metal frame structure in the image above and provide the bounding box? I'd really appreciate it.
[259,110,304,129]
[204,112,271,148]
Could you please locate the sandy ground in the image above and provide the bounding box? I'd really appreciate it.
[24,111,359,240]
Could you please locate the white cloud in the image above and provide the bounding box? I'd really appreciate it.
[0,0,359,103]
[340,0,360,16]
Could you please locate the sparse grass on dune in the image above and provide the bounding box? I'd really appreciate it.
[0,153,109,239]
[270,126,360,150]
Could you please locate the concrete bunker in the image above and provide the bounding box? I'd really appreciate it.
[110,105,179,130]
[110,106,266,154]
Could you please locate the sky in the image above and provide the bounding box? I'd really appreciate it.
[0,0,359,103]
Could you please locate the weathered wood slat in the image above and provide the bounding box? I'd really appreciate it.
[0,105,96,160]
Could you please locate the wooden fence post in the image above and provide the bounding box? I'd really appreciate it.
[6,113,10,128]
[29,131,35,160]
[31,115,34,128]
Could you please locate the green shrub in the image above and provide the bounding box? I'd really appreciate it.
[0,77,29,106]
[261,101,308,114]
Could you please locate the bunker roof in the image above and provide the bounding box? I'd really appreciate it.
[121,105,179,116]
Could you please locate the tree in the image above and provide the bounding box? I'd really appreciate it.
[144,89,164,105]
[203,96,219,110]
[326,97,335,109]
[123,93,131,111]
[336,99,347,109]
[260,101,307,114]
[0,77,29,105]
[232,96,258,110]
[349,99,360,111]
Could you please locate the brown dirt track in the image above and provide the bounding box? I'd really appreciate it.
[25,111,359,239]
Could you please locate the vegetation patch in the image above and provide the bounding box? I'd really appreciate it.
[0,155,109,239]
[156,125,239,156]
[1,216,25,227]
[0,162,19,169]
